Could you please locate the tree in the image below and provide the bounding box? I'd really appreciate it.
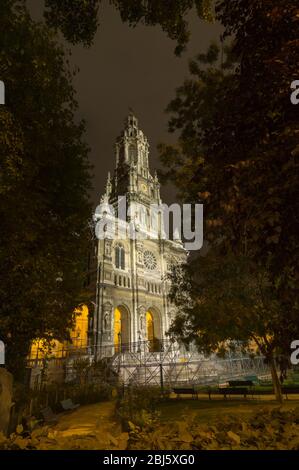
[161,2,299,288]
[8,0,214,54]
[0,2,92,377]
[159,2,299,401]
[168,254,286,402]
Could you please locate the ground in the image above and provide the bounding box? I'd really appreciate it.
[2,401,127,450]
[43,401,127,449]
[4,396,299,449]
[42,395,299,449]
[159,396,299,424]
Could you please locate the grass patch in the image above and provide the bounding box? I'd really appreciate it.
[158,398,299,424]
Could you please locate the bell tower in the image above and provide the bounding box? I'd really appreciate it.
[115,112,150,177]
[110,112,162,229]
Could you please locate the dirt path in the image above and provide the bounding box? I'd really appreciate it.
[36,401,128,450]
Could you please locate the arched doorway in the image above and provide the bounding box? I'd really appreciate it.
[114,305,130,352]
[146,308,161,352]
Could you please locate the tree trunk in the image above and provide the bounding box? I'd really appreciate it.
[269,354,283,403]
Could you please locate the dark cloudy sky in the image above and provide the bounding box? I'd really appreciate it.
[29,2,222,206]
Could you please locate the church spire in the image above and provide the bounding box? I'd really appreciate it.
[126,108,138,130]
[115,112,149,173]
[110,113,162,206]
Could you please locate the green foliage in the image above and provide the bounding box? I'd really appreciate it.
[5,0,214,53]
[71,383,113,405]
[168,253,282,354]
[44,0,101,47]
[72,358,92,386]
[0,2,92,376]
[71,358,119,387]
[116,386,170,430]
[110,0,214,55]
[159,2,299,399]
[158,42,237,199]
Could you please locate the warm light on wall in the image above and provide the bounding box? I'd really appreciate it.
[72,304,89,349]
[114,307,121,349]
[29,304,89,359]
[30,338,66,359]
[146,311,154,343]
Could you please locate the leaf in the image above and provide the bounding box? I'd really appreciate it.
[16,424,23,435]
[13,436,29,449]
[128,421,136,431]
[227,431,241,445]
[179,432,193,443]
[107,434,118,447]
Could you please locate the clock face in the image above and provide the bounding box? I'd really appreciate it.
[140,183,147,193]
[143,250,157,270]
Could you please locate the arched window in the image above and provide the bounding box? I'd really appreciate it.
[115,244,125,270]
[129,144,137,162]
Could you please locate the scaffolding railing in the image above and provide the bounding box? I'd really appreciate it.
[27,339,272,387]
[106,340,270,386]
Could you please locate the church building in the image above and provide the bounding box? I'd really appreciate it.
[93,113,187,358]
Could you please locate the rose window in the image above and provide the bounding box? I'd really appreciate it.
[143,250,157,270]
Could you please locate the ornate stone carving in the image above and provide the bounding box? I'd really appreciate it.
[137,250,144,264]
[138,305,146,316]
[103,302,113,331]
[105,239,112,256]
[102,332,111,342]
[139,314,145,333]
[137,306,146,337]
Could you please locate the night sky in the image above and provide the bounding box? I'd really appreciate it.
[29,2,222,206]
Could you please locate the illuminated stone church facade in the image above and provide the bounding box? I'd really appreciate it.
[93,113,187,357]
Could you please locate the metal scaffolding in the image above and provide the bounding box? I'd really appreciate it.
[103,339,270,386]
[27,339,271,388]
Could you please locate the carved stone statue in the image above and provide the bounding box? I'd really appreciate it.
[103,303,112,331]
[139,314,145,333]
[105,239,112,256]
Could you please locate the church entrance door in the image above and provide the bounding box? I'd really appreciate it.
[146,309,161,352]
[114,305,130,352]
